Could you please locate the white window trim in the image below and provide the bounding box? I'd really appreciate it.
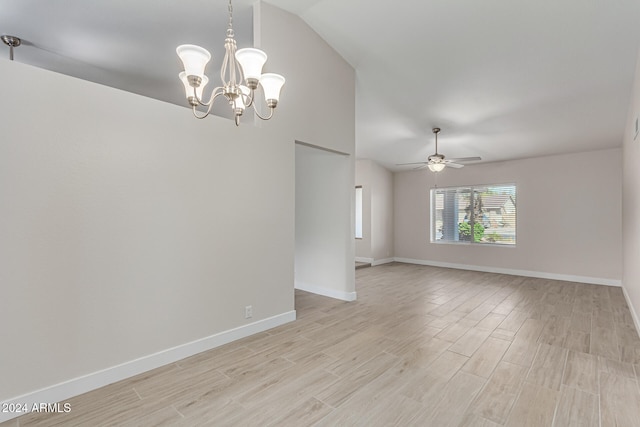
[430,182,517,247]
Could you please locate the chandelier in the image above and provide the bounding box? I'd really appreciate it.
[176,0,285,126]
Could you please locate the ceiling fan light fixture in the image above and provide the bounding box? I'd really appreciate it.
[395,127,481,170]
[428,163,446,172]
[426,129,446,172]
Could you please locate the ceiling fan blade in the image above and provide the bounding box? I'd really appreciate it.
[396,162,428,166]
[412,164,428,170]
[446,162,464,169]
[447,156,482,162]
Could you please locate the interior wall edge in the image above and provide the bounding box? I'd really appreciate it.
[622,284,640,339]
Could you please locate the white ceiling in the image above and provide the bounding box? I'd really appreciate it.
[2,0,639,171]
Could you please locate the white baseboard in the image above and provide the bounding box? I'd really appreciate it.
[372,258,394,266]
[295,282,357,302]
[394,257,622,287]
[355,258,393,266]
[622,285,640,338]
[0,311,296,423]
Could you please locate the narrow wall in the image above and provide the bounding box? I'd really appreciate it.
[370,161,394,263]
[394,149,622,284]
[256,2,356,299]
[355,159,394,264]
[623,46,640,330]
[0,59,294,408]
[295,144,354,301]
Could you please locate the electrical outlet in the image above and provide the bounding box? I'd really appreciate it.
[245,305,253,319]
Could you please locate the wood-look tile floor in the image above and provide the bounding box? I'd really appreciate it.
[4,263,640,426]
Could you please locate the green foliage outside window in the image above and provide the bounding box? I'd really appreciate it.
[459,222,485,242]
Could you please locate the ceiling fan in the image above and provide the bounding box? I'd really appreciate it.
[398,127,481,172]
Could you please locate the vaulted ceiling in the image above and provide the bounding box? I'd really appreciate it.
[2,0,639,170]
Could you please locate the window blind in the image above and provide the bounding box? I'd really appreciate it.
[431,184,516,245]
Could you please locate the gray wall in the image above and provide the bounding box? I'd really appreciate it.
[256,3,356,155]
[296,144,354,300]
[0,1,356,414]
[0,59,294,402]
[394,149,622,284]
[370,161,394,262]
[355,159,394,264]
[256,2,356,298]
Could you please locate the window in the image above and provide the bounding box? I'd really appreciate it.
[431,184,516,245]
[355,186,363,239]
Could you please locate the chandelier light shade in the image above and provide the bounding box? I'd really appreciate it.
[259,73,286,106]
[179,72,209,103]
[176,0,285,126]
[235,48,267,81]
[176,45,211,81]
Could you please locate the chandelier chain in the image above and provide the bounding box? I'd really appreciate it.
[226,0,234,38]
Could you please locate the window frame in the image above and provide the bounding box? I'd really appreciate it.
[430,183,517,247]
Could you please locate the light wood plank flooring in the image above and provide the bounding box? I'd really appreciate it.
[4,263,640,426]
